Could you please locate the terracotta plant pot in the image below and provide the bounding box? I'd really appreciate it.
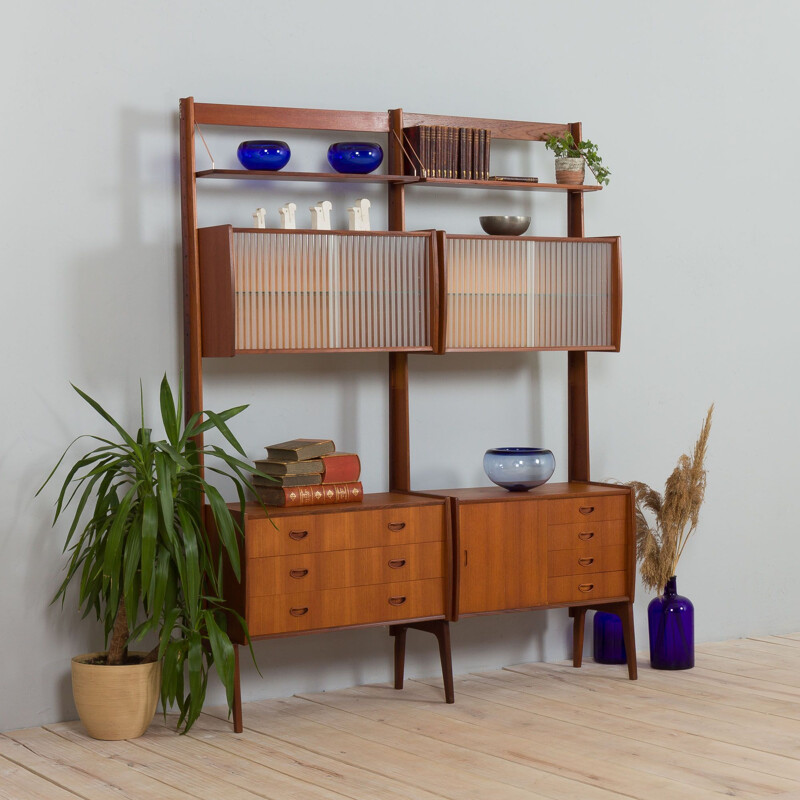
[71,652,161,740]
[555,156,585,185]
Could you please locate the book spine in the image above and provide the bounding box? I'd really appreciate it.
[321,454,361,484]
[458,127,467,179]
[470,128,479,180]
[258,482,363,507]
[484,129,491,180]
[478,129,486,181]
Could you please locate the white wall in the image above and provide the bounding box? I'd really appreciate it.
[2,0,798,731]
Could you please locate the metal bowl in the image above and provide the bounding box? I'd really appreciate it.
[479,215,531,236]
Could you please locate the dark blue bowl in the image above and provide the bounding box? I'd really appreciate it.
[327,142,383,174]
[237,140,291,171]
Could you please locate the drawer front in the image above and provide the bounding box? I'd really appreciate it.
[546,495,627,526]
[547,544,626,578]
[248,541,445,596]
[248,578,445,636]
[547,570,627,604]
[547,519,626,551]
[247,504,444,558]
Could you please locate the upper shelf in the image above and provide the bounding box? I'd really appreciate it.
[195,169,602,192]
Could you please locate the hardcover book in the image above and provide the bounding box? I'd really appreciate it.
[253,458,324,476]
[265,438,335,462]
[255,481,364,507]
[252,473,322,488]
[319,452,361,484]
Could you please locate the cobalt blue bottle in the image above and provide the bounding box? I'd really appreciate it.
[648,576,694,669]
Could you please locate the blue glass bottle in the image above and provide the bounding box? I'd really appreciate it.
[593,611,627,664]
[648,576,694,669]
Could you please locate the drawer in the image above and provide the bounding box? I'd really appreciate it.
[547,519,626,551]
[546,495,627,526]
[248,578,445,636]
[248,541,445,596]
[247,504,444,558]
[547,544,626,577]
[547,570,628,604]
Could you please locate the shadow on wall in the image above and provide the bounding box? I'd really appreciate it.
[67,106,183,402]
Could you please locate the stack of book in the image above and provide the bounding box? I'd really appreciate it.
[252,438,363,507]
[403,125,491,180]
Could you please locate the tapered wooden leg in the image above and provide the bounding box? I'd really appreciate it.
[569,607,588,668]
[389,620,454,703]
[433,621,455,704]
[233,644,243,733]
[389,624,407,690]
[619,601,638,680]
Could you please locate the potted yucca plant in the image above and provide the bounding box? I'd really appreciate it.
[39,375,263,738]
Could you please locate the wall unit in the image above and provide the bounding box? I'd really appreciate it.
[180,98,637,733]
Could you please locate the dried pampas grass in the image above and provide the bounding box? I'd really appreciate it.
[630,405,714,593]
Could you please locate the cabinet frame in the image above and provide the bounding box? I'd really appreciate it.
[179,99,636,733]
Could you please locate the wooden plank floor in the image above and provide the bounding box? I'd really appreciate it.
[4,635,800,799]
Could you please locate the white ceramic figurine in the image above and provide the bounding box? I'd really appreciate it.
[253,207,267,229]
[347,198,371,231]
[278,202,297,229]
[310,200,332,230]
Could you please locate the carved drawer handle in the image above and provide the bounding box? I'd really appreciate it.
[289,530,309,541]
[387,522,406,532]
[388,559,407,569]
[577,557,595,567]
[289,568,309,579]
[289,607,309,616]
[579,506,595,515]
[388,596,407,606]
[578,532,595,541]
[578,583,595,593]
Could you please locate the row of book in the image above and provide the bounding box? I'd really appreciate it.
[403,125,492,180]
[253,438,362,507]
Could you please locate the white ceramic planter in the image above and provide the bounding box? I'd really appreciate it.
[555,156,585,185]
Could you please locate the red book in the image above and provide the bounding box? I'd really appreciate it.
[255,481,363,507]
[319,452,361,484]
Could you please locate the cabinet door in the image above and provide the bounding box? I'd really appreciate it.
[457,502,545,614]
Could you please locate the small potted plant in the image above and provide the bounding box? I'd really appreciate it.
[39,375,264,738]
[629,405,714,670]
[545,132,611,186]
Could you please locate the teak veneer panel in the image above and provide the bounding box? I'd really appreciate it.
[248,578,445,636]
[546,519,627,551]
[457,501,547,615]
[247,541,445,597]
[547,544,627,577]
[246,503,445,559]
[548,570,627,604]
[546,495,627,525]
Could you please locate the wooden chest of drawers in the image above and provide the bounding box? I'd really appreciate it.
[217,493,449,642]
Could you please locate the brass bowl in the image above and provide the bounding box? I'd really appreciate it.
[479,215,531,236]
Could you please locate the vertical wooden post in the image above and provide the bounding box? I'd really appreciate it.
[179,97,203,424]
[567,121,589,482]
[387,109,411,491]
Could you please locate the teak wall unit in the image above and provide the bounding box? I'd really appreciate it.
[180,98,636,733]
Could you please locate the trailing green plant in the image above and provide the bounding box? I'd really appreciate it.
[545,131,611,185]
[38,374,264,732]
[628,405,714,593]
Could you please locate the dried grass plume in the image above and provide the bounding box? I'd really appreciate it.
[630,405,714,593]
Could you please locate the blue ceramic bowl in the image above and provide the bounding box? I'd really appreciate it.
[483,447,556,492]
[237,140,291,171]
[327,142,384,174]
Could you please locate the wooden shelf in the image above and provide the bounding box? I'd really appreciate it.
[196,169,417,184]
[414,177,602,192]
[196,169,601,192]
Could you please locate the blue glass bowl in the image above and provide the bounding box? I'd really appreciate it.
[237,140,291,171]
[327,142,383,174]
[483,447,556,492]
